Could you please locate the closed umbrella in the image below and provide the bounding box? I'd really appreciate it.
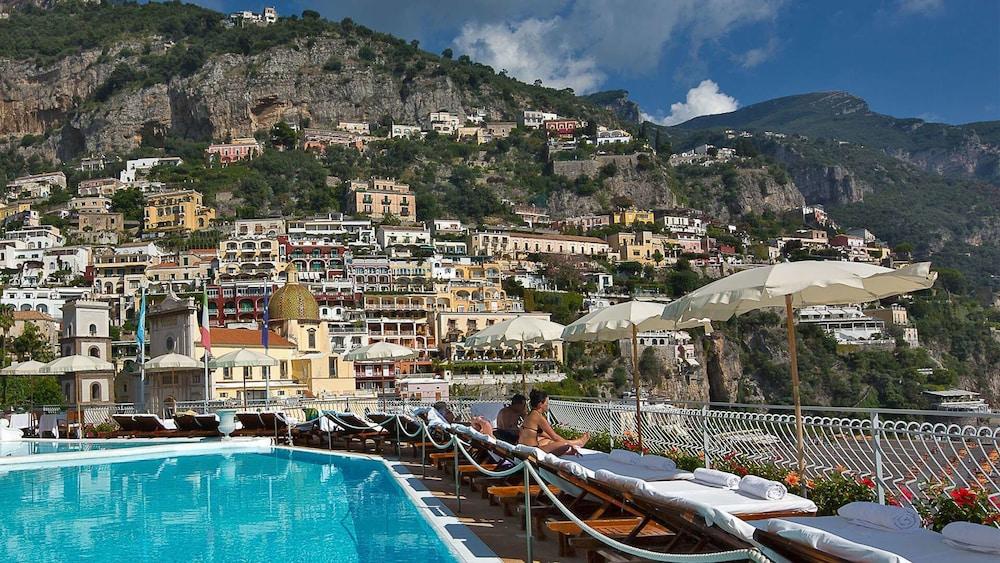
[561,301,703,451]
[465,316,565,391]
[659,261,937,479]
[209,348,278,409]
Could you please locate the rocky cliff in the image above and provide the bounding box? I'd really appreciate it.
[548,154,677,217]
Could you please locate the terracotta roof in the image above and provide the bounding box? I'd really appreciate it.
[14,310,55,322]
[209,327,295,349]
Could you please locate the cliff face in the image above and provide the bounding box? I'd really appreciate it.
[766,143,871,204]
[676,167,804,221]
[0,36,527,160]
[549,154,677,217]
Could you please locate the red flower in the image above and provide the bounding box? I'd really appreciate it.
[899,485,914,501]
[859,477,876,489]
[950,488,977,507]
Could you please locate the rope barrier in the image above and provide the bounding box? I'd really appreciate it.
[445,429,771,563]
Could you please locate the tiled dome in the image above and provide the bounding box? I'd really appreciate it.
[268,263,319,321]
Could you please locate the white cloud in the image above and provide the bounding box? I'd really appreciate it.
[642,80,739,126]
[896,0,944,16]
[455,18,605,93]
[736,37,779,69]
[451,0,783,93]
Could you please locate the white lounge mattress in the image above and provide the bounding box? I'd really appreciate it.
[754,516,995,563]
[642,480,817,516]
[560,451,694,481]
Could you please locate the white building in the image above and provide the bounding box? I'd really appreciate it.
[338,121,371,135]
[377,225,432,250]
[595,128,633,146]
[659,213,707,237]
[6,171,66,201]
[391,124,423,138]
[433,219,465,234]
[119,157,183,183]
[2,225,64,249]
[287,214,375,244]
[521,110,559,129]
[798,305,892,346]
[429,111,461,134]
[1,286,93,319]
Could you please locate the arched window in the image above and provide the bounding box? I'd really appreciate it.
[166,336,175,352]
[88,346,101,358]
[308,329,317,349]
[37,304,48,313]
[90,382,101,401]
[89,323,97,336]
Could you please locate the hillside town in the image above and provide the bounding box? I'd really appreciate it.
[0,107,927,413]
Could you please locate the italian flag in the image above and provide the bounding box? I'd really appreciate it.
[200,283,211,356]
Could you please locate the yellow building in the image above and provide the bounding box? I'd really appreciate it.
[607,231,677,266]
[0,201,31,221]
[609,208,655,226]
[144,190,216,234]
[348,178,416,222]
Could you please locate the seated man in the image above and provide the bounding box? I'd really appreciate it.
[494,393,527,444]
[432,401,456,424]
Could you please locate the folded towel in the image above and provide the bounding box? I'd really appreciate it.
[838,501,920,531]
[610,449,642,465]
[941,522,1000,554]
[693,468,741,489]
[595,469,648,494]
[738,475,787,500]
[638,455,677,472]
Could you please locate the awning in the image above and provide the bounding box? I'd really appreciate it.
[292,352,326,360]
[684,357,700,367]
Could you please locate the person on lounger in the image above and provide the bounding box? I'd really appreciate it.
[518,390,589,456]
[494,393,527,444]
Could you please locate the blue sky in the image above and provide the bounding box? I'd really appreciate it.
[193,0,999,125]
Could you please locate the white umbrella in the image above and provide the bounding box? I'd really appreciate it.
[343,342,417,362]
[561,301,703,451]
[659,260,937,478]
[209,348,278,410]
[145,353,200,371]
[1,360,47,375]
[208,348,278,368]
[41,355,114,374]
[465,316,565,391]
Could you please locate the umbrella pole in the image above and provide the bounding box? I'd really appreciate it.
[520,341,526,394]
[785,294,806,482]
[631,324,642,453]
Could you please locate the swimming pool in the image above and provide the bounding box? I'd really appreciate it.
[0,439,173,458]
[0,448,469,562]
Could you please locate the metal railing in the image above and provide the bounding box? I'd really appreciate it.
[22,396,998,506]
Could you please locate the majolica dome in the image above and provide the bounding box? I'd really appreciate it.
[268,263,320,321]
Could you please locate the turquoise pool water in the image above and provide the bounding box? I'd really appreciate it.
[0,440,155,458]
[0,449,460,562]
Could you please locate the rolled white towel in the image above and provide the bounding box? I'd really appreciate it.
[838,501,920,531]
[595,469,648,494]
[942,521,1000,554]
[638,455,677,472]
[738,474,787,500]
[693,468,741,489]
[610,449,642,465]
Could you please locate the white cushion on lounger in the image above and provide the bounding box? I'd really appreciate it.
[756,517,909,563]
[641,480,817,516]
[453,424,472,435]
[595,469,649,494]
[608,449,679,472]
[559,451,693,482]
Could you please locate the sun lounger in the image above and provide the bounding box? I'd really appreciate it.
[753,511,1000,563]
[639,478,817,519]
[320,412,387,453]
[173,413,222,437]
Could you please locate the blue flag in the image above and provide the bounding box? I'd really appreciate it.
[136,288,146,347]
[261,285,269,350]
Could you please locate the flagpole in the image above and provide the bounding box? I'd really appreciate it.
[137,283,147,414]
[202,280,210,413]
[262,283,270,409]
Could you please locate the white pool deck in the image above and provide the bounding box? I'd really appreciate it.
[0,438,499,563]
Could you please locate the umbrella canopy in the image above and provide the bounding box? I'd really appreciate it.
[343,342,417,362]
[208,348,278,369]
[145,353,200,371]
[659,261,937,325]
[561,300,700,452]
[561,300,701,342]
[465,316,565,348]
[1,360,47,376]
[659,260,937,480]
[41,355,114,374]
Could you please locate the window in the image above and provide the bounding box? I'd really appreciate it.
[280,361,288,379]
[166,336,175,352]
[88,346,101,358]
[90,382,101,401]
[223,367,232,380]
[329,357,337,377]
[308,329,317,349]
[243,367,251,380]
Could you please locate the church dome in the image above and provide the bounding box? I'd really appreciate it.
[268,263,320,321]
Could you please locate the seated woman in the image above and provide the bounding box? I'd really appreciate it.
[518,390,589,456]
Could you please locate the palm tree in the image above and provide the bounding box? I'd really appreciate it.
[0,303,14,404]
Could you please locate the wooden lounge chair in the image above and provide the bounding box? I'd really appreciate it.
[110,414,140,437]
[368,413,426,456]
[174,413,222,437]
[321,412,387,453]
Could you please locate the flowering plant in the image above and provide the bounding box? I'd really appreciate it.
[663,448,705,471]
[620,432,650,454]
[808,471,877,515]
[913,482,1000,531]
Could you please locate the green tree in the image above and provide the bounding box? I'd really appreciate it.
[0,304,12,403]
[111,188,146,222]
[441,48,453,59]
[270,121,298,150]
[12,322,56,363]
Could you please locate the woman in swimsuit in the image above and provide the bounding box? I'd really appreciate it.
[518,390,589,456]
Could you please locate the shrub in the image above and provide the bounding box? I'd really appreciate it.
[913,482,1000,531]
[808,471,877,515]
[322,56,343,72]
